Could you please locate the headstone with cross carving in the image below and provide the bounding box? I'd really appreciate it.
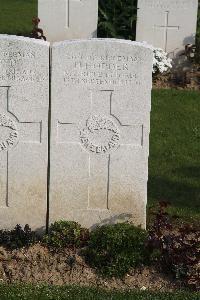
[136,0,198,58]
[38,0,98,43]
[50,39,153,229]
[0,35,49,231]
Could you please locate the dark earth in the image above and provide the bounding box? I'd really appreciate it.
[0,245,179,292]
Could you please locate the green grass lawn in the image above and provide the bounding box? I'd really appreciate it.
[149,89,200,222]
[0,285,199,300]
[0,0,37,36]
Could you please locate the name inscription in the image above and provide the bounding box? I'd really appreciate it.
[0,51,47,83]
[63,52,143,86]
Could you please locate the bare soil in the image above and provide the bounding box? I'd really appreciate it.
[0,244,179,292]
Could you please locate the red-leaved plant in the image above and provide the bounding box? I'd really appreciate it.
[30,17,46,41]
[147,202,200,291]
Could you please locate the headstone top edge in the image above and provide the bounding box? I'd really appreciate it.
[52,38,153,52]
[137,0,198,9]
[0,34,50,46]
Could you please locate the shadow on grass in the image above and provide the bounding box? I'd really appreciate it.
[174,166,200,179]
[148,167,200,213]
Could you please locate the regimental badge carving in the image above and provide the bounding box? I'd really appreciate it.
[0,113,19,151]
[80,115,120,154]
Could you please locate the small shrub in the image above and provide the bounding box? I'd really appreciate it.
[44,221,89,249]
[0,224,38,250]
[84,223,148,278]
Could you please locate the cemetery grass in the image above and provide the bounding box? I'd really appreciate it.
[0,0,37,36]
[149,89,200,224]
[0,285,199,300]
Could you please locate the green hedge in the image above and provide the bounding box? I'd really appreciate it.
[196,1,200,62]
[98,0,138,40]
[196,0,200,38]
[0,285,199,300]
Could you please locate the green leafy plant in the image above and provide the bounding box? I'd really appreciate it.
[0,224,38,250]
[44,221,89,249]
[98,0,137,40]
[84,223,148,277]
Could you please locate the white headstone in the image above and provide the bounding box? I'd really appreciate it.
[136,0,198,57]
[38,0,98,43]
[0,35,49,231]
[50,39,153,229]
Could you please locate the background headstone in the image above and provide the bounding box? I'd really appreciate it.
[0,35,49,231]
[136,0,198,58]
[50,39,152,229]
[38,0,98,43]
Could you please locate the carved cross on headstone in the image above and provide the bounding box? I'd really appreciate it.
[0,86,42,207]
[56,90,143,210]
[154,11,179,52]
[65,0,82,28]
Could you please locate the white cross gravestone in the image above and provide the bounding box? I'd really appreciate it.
[154,11,180,52]
[65,0,81,28]
[136,0,198,57]
[38,0,98,43]
[50,39,153,229]
[0,35,49,231]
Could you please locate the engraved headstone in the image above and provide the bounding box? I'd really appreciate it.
[0,35,49,231]
[136,0,198,58]
[50,39,153,229]
[38,0,98,43]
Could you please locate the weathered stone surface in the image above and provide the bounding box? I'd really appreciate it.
[50,39,153,229]
[0,35,49,231]
[38,0,98,43]
[136,0,198,58]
